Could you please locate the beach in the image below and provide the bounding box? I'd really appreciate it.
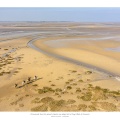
[0,22,120,111]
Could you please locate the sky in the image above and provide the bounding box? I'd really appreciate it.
[0,7,120,22]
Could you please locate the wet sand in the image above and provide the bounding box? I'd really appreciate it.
[33,37,120,77]
[0,22,120,111]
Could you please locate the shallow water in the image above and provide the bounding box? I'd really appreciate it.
[44,35,120,48]
[106,47,120,52]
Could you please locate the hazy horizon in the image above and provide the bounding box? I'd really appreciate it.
[0,8,120,22]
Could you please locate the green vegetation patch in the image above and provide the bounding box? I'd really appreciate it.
[7,58,13,60]
[76,88,81,93]
[88,84,93,88]
[92,86,108,101]
[31,104,48,111]
[81,92,92,101]
[100,102,117,111]
[109,91,120,96]
[31,98,41,103]
[55,88,62,92]
[19,104,24,107]
[18,68,22,70]
[33,84,38,87]
[71,70,77,73]
[49,99,67,111]
[78,79,83,82]
[78,104,87,111]
[88,105,97,111]
[25,94,29,97]
[67,99,76,104]
[68,79,74,82]
[0,73,3,76]
[38,87,55,94]
[0,71,11,76]
[14,71,19,73]
[85,70,92,74]
[66,82,70,84]
[4,48,8,50]
[66,86,72,90]
[6,71,11,74]
[51,84,56,86]
[72,83,77,86]
[41,97,54,104]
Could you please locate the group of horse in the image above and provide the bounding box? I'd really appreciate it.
[14,76,38,88]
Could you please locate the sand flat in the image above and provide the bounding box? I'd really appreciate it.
[0,22,120,111]
[34,36,120,76]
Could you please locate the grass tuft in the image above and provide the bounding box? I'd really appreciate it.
[76,88,81,93]
[78,79,83,82]
[85,71,92,74]
[71,70,77,73]
[66,86,72,90]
